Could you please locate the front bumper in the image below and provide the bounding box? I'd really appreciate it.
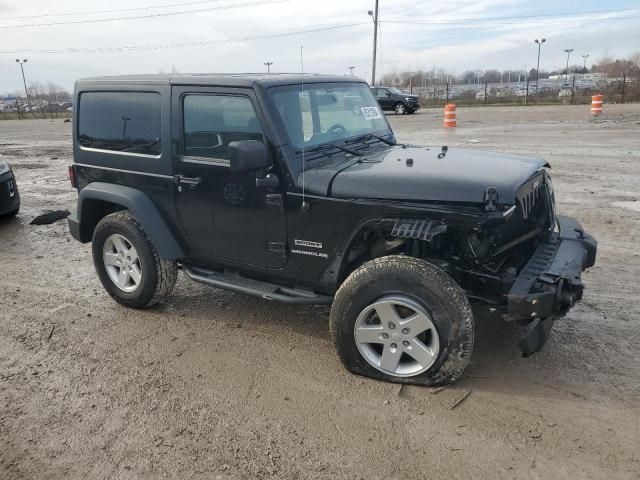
[407,100,420,111]
[0,170,20,215]
[505,215,597,356]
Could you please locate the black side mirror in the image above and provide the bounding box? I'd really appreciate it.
[228,140,269,172]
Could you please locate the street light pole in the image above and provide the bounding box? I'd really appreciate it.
[534,38,546,93]
[564,49,574,83]
[15,59,31,113]
[582,54,589,73]
[121,116,131,142]
[264,62,273,73]
[368,0,379,86]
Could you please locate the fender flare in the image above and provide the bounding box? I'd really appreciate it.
[74,182,185,260]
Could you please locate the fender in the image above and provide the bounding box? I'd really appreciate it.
[69,182,185,260]
[317,214,451,293]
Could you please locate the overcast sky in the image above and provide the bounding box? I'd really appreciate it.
[1,0,639,94]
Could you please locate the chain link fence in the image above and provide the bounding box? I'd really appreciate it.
[409,74,639,108]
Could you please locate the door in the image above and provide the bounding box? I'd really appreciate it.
[374,88,393,109]
[172,86,287,268]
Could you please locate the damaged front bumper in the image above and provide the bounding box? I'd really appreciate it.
[505,215,597,356]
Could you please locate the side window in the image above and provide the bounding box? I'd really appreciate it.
[370,88,378,97]
[182,94,264,160]
[78,92,161,156]
[376,89,388,98]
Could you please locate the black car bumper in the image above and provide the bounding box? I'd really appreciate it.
[0,170,20,215]
[505,215,597,356]
[407,100,420,112]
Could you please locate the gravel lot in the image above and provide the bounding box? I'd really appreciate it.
[1,104,639,479]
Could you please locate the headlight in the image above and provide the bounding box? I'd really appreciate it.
[0,160,10,176]
[405,97,413,102]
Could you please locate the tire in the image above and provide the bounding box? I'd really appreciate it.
[394,102,407,115]
[330,255,474,386]
[92,211,177,309]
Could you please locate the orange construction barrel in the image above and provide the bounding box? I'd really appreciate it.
[591,94,603,115]
[444,103,457,127]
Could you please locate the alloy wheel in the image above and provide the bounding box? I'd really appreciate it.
[354,295,440,377]
[102,233,143,292]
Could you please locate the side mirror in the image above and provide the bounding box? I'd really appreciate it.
[228,140,269,172]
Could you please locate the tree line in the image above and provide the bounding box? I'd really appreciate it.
[3,81,72,102]
[379,52,640,88]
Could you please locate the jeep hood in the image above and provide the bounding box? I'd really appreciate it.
[302,145,549,205]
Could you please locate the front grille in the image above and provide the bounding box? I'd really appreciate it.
[517,173,547,220]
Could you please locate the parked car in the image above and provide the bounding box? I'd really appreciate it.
[370,86,420,114]
[67,73,596,386]
[0,159,20,217]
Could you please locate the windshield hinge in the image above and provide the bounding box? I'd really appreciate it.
[484,187,498,212]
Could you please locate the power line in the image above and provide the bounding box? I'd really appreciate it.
[382,7,640,26]
[0,22,370,54]
[0,0,288,29]
[381,15,640,29]
[1,0,226,20]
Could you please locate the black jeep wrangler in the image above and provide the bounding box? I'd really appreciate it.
[68,74,596,385]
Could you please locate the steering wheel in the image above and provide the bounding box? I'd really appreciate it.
[326,124,347,135]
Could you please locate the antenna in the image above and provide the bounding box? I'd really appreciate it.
[300,45,309,212]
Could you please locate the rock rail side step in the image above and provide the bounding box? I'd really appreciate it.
[183,264,333,305]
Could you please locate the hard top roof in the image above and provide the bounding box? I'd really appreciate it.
[76,73,366,88]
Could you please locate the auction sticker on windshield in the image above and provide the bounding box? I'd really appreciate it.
[361,106,382,120]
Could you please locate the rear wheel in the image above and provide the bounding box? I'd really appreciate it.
[394,102,407,115]
[92,211,177,308]
[330,256,474,385]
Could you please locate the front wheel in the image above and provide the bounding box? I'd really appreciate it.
[92,211,177,309]
[394,102,407,115]
[330,256,474,386]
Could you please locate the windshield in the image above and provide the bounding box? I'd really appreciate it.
[269,82,391,150]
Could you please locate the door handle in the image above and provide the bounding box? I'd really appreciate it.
[173,175,201,188]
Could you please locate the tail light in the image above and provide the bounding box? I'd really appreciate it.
[68,165,77,189]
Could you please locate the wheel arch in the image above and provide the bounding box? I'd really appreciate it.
[318,218,400,293]
[318,215,452,294]
[74,182,185,260]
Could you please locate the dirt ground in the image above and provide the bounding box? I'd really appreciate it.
[1,104,639,479]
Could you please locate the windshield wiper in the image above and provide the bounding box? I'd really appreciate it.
[345,133,397,147]
[295,142,363,157]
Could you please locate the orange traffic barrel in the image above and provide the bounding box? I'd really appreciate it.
[444,103,457,127]
[591,94,603,115]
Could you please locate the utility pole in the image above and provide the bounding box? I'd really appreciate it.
[368,0,379,86]
[264,62,273,73]
[581,54,589,73]
[348,66,355,76]
[534,38,546,93]
[15,59,31,114]
[564,49,574,83]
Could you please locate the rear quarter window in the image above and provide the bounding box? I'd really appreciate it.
[78,91,161,156]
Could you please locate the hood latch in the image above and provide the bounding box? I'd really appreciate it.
[484,187,498,212]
